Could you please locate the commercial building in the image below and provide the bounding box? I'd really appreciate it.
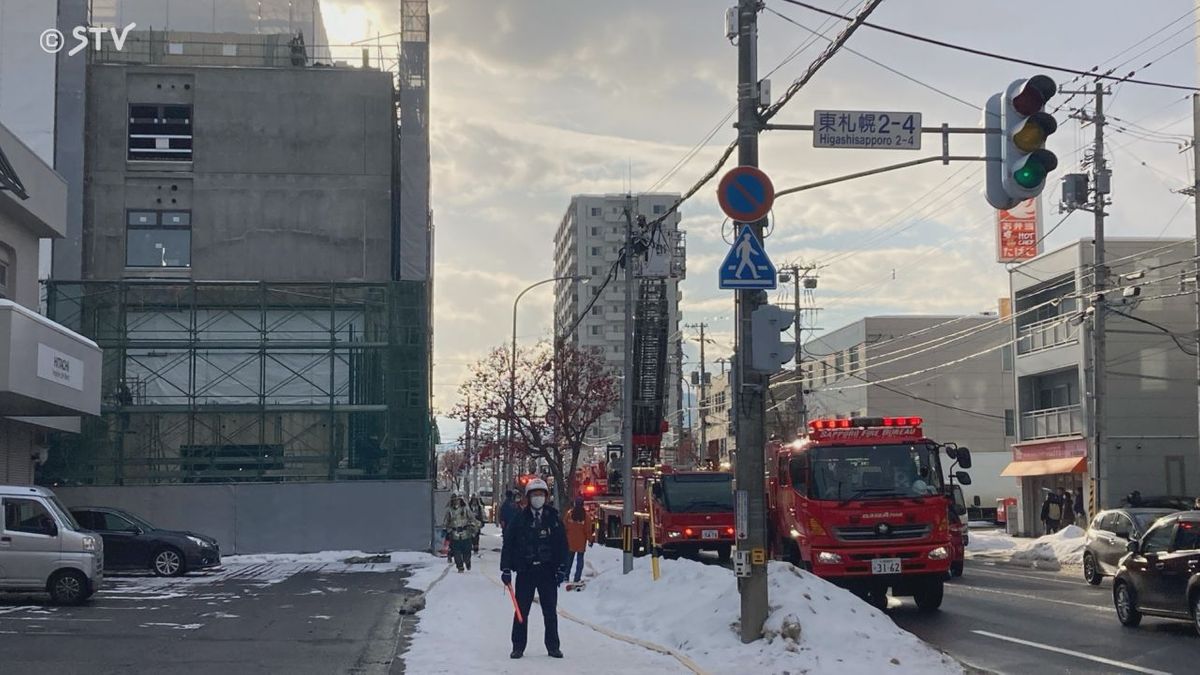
[553,194,685,460]
[0,120,101,484]
[1005,238,1199,535]
[37,9,435,553]
[798,315,1016,519]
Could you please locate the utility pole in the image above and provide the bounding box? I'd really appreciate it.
[621,195,636,575]
[781,263,816,435]
[734,0,768,643]
[687,323,710,466]
[1066,83,1110,513]
[1193,93,1200,479]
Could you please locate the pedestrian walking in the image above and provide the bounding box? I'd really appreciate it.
[1040,489,1063,535]
[442,494,478,572]
[498,490,520,532]
[500,478,569,660]
[468,494,486,553]
[562,496,594,584]
[1061,491,1075,529]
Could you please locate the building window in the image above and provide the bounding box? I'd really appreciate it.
[653,204,666,214]
[1004,409,1015,437]
[1001,344,1014,372]
[126,210,191,268]
[0,245,10,299]
[848,346,859,374]
[590,227,599,236]
[591,326,601,336]
[591,247,602,256]
[834,351,845,378]
[590,207,601,217]
[128,104,193,161]
[591,266,600,276]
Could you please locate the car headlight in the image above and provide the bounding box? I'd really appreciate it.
[928,546,949,560]
[817,551,843,565]
[186,535,207,548]
[82,535,98,552]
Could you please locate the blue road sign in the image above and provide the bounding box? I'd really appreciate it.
[719,225,776,290]
[717,166,775,222]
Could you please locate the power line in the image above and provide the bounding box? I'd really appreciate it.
[778,0,1200,92]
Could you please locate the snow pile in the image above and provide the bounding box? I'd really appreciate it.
[560,546,960,674]
[967,526,1086,571]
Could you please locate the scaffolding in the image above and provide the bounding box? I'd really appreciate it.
[43,280,431,485]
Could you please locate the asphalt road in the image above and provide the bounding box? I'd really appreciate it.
[0,562,419,674]
[892,560,1195,674]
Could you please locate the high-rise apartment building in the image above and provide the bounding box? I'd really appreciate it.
[553,194,685,457]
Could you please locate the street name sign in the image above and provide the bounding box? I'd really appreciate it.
[813,110,922,150]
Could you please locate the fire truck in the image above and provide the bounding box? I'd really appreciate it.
[597,465,736,560]
[766,416,972,611]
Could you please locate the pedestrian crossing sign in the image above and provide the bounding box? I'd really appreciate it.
[719,225,776,290]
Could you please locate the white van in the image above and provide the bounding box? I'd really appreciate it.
[0,485,103,605]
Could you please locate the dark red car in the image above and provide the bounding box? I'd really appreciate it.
[1112,511,1200,634]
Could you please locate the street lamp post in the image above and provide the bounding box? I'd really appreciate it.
[508,275,587,489]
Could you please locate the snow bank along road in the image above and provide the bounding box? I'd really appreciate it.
[403,526,961,674]
[893,559,1193,675]
[0,550,435,674]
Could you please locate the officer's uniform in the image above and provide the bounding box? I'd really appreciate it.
[500,503,569,655]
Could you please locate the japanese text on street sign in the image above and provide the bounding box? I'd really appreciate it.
[996,198,1042,263]
[813,110,922,150]
[735,489,748,540]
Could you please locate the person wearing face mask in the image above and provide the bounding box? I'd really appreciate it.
[500,478,569,660]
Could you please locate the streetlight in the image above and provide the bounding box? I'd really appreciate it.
[507,275,589,488]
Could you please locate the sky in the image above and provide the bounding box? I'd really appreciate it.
[317,0,1200,444]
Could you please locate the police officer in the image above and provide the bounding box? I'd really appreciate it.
[500,478,569,660]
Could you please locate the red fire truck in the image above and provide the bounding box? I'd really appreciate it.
[766,416,972,611]
[598,466,736,561]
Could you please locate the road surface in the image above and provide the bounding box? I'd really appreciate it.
[892,560,1193,674]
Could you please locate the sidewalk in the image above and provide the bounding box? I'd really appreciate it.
[402,526,961,675]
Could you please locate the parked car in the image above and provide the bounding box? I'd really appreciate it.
[1,485,103,605]
[69,507,220,577]
[1112,511,1200,634]
[1083,508,1177,585]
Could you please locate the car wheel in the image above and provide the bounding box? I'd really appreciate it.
[949,560,964,578]
[1114,581,1142,627]
[1083,553,1103,585]
[717,545,732,564]
[152,546,187,577]
[1192,592,1200,637]
[914,579,944,612]
[48,569,89,606]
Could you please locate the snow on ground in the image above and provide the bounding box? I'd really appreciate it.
[403,526,961,675]
[966,526,1086,571]
[99,549,444,600]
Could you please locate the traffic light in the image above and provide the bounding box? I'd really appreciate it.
[985,75,1059,210]
[749,304,795,373]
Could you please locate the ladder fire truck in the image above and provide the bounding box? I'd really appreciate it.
[766,416,973,611]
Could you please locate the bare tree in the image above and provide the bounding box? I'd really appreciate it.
[452,341,618,512]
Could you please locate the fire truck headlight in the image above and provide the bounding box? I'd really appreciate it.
[666,530,682,539]
[816,551,843,565]
[928,546,950,560]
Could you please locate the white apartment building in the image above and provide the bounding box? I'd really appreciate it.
[553,194,685,458]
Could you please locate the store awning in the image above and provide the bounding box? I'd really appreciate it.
[1001,456,1087,477]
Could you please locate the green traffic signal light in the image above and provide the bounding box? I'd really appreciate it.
[1013,149,1058,189]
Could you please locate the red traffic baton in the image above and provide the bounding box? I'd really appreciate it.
[505,582,524,624]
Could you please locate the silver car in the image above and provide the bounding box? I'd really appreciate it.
[0,485,103,604]
[1082,507,1176,585]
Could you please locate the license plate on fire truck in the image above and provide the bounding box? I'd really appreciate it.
[871,558,901,575]
[702,529,719,540]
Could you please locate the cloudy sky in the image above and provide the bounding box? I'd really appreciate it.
[316,0,1198,442]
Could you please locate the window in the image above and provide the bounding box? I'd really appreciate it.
[1110,514,1133,539]
[848,346,859,373]
[126,210,191,268]
[788,457,808,494]
[834,351,845,378]
[590,227,599,236]
[1141,521,1175,554]
[1004,409,1015,437]
[2,498,56,536]
[0,244,10,299]
[591,247,602,256]
[591,326,601,336]
[128,104,193,161]
[1001,344,1014,372]
[99,512,137,532]
[1174,521,1200,551]
[590,207,601,217]
[653,204,666,215]
[592,306,601,316]
[591,266,600,276]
